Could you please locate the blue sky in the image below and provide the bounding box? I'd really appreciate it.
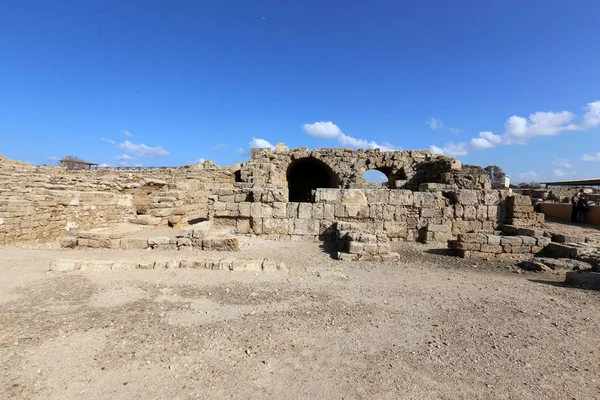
[1,0,600,182]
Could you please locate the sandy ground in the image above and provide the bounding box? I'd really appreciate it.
[1,238,599,400]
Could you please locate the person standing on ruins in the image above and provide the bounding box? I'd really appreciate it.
[577,193,590,223]
[571,192,580,222]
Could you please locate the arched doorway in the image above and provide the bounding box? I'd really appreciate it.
[287,157,339,202]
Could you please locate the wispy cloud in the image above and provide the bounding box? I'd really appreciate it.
[427,117,444,130]
[196,158,206,164]
[302,121,397,151]
[121,130,133,137]
[213,143,226,150]
[582,152,600,162]
[553,169,573,177]
[118,140,169,157]
[115,154,134,162]
[101,137,116,145]
[518,171,539,181]
[449,128,462,133]
[429,142,468,157]
[236,148,246,156]
[553,156,573,169]
[47,156,58,161]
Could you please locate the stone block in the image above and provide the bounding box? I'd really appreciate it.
[50,260,80,272]
[323,204,335,220]
[427,223,451,233]
[500,236,523,246]
[206,237,240,251]
[148,236,171,247]
[364,189,389,204]
[263,218,290,235]
[262,258,278,272]
[340,189,367,205]
[454,242,482,251]
[287,203,299,218]
[272,202,287,218]
[457,233,488,243]
[314,189,341,203]
[389,190,413,206]
[521,236,537,246]
[119,238,148,250]
[536,237,551,247]
[455,190,479,205]
[480,244,503,254]
[179,260,207,269]
[238,202,251,217]
[59,237,77,248]
[509,245,532,254]
[250,203,263,219]
[347,241,364,254]
[337,252,359,261]
[176,237,192,247]
[236,218,251,234]
[112,262,138,271]
[298,203,312,219]
[293,219,319,235]
[364,243,379,254]
[232,259,263,272]
[80,260,113,272]
[463,205,477,221]
[517,227,544,237]
[565,271,600,289]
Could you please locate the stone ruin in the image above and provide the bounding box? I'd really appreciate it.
[0,146,549,263]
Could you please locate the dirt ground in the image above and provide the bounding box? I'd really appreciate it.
[1,238,599,400]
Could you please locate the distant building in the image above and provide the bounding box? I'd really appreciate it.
[503,175,510,188]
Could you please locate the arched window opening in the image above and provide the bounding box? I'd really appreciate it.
[287,157,338,202]
[363,169,389,187]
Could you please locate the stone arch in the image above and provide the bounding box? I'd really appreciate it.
[286,157,339,202]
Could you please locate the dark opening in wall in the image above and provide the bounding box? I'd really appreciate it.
[286,157,338,202]
[233,170,242,182]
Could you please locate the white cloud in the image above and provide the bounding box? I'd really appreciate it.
[504,111,578,144]
[582,152,600,162]
[449,128,462,133]
[581,100,600,128]
[47,156,58,161]
[121,130,133,137]
[427,117,444,130]
[118,140,169,157]
[213,143,225,150]
[302,121,343,138]
[553,156,573,169]
[518,171,539,181]
[249,137,275,149]
[301,121,397,151]
[429,142,468,157]
[553,169,569,177]
[236,148,246,156]
[101,137,116,145]
[114,154,133,162]
[196,158,206,164]
[470,131,503,149]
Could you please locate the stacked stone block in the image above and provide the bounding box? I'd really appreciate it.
[334,222,400,261]
[506,194,545,227]
[450,232,551,259]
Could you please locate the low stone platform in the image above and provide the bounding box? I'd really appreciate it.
[449,232,551,260]
[50,257,286,272]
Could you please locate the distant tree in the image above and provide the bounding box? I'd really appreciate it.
[59,155,87,169]
[484,165,507,187]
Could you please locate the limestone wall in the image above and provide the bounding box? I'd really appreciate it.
[0,155,234,244]
[207,187,530,242]
[238,146,482,190]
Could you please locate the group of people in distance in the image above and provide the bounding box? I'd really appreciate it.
[571,190,591,223]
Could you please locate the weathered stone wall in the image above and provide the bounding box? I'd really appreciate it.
[238,145,483,190]
[0,155,234,244]
[207,187,522,242]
